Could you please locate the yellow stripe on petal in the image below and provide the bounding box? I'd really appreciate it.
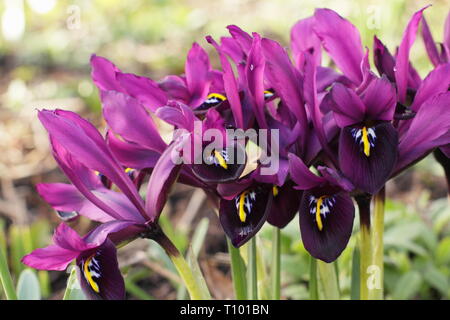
[362,126,371,157]
[272,185,279,197]
[214,150,228,170]
[83,255,100,293]
[207,93,226,101]
[238,191,247,223]
[315,196,325,231]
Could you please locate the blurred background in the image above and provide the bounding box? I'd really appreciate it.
[0,0,449,300]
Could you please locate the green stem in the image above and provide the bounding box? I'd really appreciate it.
[356,194,372,300]
[317,260,340,300]
[0,246,17,300]
[148,226,204,300]
[309,257,319,300]
[271,227,281,300]
[370,187,385,300]
[247,237,258,300]
[227,239,247,300]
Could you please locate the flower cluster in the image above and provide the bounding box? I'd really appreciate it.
[23,7,450,300]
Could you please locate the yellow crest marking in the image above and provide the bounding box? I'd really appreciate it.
[83,255,100,293]
[214,150,228,170]
[362,126,371,157]
[238,191,248,223]
[315,196,325,231]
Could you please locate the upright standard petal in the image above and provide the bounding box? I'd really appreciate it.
[421,16,442,67]
[145,142,183,221]
[90,55,123,92]
[361,76,396,121]
[186,43,212,108]
[396,92,450,173]
[102,91,166,153]
[116,72,168,112]
[313,8,364,84]
[395,6,429,103]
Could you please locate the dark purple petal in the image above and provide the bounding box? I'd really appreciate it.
[116,72,168,112]
[339,122,398,194]
[78,239,125,300]
[395,6,429,103]
[267,182,301,228]
[329,83,366,127]
[411,63,450,112]
[102,91,166,153]
[220,185,273,247]
[288,153,325,189]
[299,190,354,263]
[361,76,396,121]
[191,141,246,183]
[313,8,364,84]
[396,92,450,173]
[145,142,182,221]
[373,36,396,81]
[90,55,123,92]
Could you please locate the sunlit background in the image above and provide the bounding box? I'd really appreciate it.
[0,0,449,300]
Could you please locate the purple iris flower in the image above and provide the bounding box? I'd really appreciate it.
[22,109,183,300]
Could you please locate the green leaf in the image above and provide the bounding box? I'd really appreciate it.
[423,265,449,296]
[186,246,211,300]
[392,271,422,300]
[17,269,41,300]
[436,237,450,266]
[63,266,86,300]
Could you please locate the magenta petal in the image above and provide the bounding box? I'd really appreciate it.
[22,245,78,271]
[107,133,160,170]
[329,83,366,127]
[39,110,146,218]
[53,223,94,252]
[246,33,267,129]
[185,43,211,108]
[37,183,114,223]
[156,101,196,131]
[102,91,166,153]
[290,16,321,69]
[300,190,354,263]
[313,8,364,84]
[261,38,308,129]
[90,55,123,92]
[411,63,450,112]
[395,6,429,103]
[361,76,396,121]
[116,72,167,112]
[339,122,398,194]
[226,25,253,54]
[206,36,244,129]
[421,16,442,67]
[145,142,182,221]
[288,153,325,189]
[396,92,450,173]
